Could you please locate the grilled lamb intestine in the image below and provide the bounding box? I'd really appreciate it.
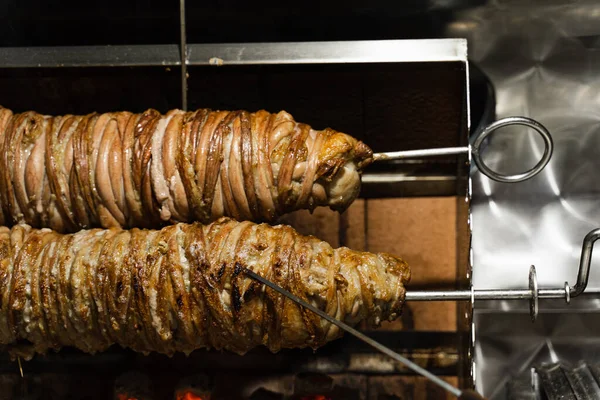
[0,106,373,233]
[0,218,409,360]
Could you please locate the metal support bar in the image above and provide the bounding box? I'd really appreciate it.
[572,228,600,296]
[374,146,469,160]
[179,0,188,111]
[187,39,468,65]
[0,45,181,68]
[0,39,467,69]
[405,288,569,301]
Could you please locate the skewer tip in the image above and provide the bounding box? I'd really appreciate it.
[17,356,23,378]
[372,153,388,162]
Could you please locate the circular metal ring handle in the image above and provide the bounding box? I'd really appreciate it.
[472,116,554,183]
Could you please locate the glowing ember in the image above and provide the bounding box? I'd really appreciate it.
[116,395,140,400]
[300,396,331,400]
[176,392,206,400]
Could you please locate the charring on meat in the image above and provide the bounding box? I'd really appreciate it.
[0,106,373,232]
[0,218,409,360]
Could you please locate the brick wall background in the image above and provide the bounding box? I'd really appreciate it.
[282,196,461,398]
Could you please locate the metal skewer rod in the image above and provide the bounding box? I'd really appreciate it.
[371,116,554,184]
[405,288,567,301]
[373,146,469,161]
[406,228,599,303]
[17,357,23,378]
[244,230,595,396]
[244,269,478,399]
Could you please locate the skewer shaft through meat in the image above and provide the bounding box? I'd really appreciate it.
[0,218,409,360]
[0,106,373,232]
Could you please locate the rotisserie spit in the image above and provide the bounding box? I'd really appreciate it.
[0,217,409,360]
[0,106,373,232]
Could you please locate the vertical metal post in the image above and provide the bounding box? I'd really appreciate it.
[179,0,188,111]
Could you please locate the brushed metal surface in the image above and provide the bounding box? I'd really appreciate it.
[0,39,467,69]
[447,1,600,398]
[449,1,600,292]
[187,39,468,65]
[0,44,182,68]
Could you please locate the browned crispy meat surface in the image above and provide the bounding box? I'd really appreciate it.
[0,106,373,232]
[0,218,409,360]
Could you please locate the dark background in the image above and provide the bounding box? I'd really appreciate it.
[0,0,476,181]
[0,0,474,152]
[0,0,485,47]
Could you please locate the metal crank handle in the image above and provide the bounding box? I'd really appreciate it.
[405,228,600,321]
[373,116,554,183]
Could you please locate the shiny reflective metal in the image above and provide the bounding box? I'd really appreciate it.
[0,45,182,68]
[452,2,600,396]
[373,116,554,183]
[528,266,538,322]
[573,229,600,297]
[405,227,598,321]
[187,39,468,65]
[0,39,467,69]
[471,117,553,183]
[373,146,470,160]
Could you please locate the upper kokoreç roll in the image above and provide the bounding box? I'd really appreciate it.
[0,218,410,359]
[0,106,373,232]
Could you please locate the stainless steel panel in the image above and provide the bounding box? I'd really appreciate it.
[446,1,600,398]
[0,45,181,68]
[0,39,467,69]
[187,39,468,65]
[450,1,600,292]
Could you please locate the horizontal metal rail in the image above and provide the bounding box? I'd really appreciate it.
[187,39,467,65]
[0,39,467,69]
[405,288,570,301]
[406,228,599,303]
[0,44,181,68]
